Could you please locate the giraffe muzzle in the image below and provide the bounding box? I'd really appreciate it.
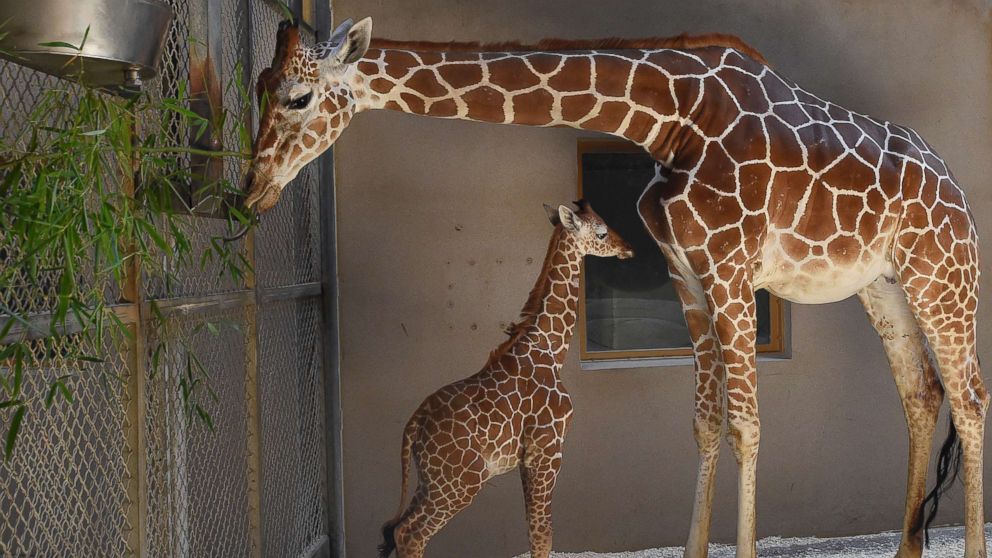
[242,168,257,204]
[243,169,282,213]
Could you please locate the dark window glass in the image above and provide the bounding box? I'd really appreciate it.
[581,150,773,356]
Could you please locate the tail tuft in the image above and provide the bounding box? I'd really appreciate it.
[378,412,420,557]
[378,518,400,557]
[910,417,962,548]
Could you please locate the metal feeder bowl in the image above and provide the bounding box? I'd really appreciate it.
[0,0,173,93]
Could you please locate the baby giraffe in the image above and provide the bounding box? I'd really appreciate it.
[378,200,633,558]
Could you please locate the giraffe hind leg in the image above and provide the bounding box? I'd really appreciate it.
[858,276,943,558]
[392,450,487,558]
[896,212,987,558]
[392,482,484,558]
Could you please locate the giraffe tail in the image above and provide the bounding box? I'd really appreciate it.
[378,411,421,558]
[909,413,962,548]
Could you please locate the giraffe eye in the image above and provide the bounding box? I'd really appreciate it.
[287,92,313,110]
[596,231,608,240]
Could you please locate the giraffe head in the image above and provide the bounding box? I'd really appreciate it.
[545,200,634,259]
[244,17,374,212]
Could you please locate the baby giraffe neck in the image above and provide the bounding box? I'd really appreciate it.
[514,226,582,371]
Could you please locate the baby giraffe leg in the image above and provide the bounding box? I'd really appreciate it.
[520,443,564,558]
[393,483,483,558]
[393,450,486,558]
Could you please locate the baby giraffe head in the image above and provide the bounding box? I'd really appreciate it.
[544,200,634,260]
[245,17,374,212]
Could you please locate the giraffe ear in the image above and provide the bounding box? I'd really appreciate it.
[543,203,561,225]
[316,17,372,66]
[327,18,354,46]
[558,205,582,232]
[338,17,373,65]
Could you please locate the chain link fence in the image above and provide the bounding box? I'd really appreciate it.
[0,1,334,556]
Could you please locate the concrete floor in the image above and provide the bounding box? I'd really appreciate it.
[517,524,992,557]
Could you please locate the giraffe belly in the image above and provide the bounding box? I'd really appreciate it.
[754,235,896,304]
[483,453,519,476]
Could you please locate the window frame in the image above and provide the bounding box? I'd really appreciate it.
[576,139,786,362]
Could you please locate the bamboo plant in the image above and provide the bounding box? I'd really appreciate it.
[0,30,256,459]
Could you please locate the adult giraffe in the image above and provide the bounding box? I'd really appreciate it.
[245,18,988,558]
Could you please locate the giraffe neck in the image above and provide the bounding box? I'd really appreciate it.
[355,48,700,160]
[509,226,582,373]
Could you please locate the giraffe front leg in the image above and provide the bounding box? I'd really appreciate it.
[703,274,760,558]
[520,441,564,558]
[667,264,724,558]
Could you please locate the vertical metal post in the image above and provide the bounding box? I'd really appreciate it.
[241,0,264,554]
[186,0,226,214]
[122,110,148,558]
[315,3,346,556]
[244,298,263,558]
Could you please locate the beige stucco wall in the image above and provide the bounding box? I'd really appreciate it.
[329,1,992,556]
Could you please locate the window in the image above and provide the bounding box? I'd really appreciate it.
[300,0,316,28]
[577,140,786,362]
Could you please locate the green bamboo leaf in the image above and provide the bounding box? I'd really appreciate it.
[44,374,75,408]
[57,382,74,404]
[11,346,23,397]
[0,344,16,362]
[0,162,22,198]
[194,404,214,431]
[137,218,169,252]
[227,206,251,226]
[151,343,163,373]
[107,312,132,339]
[4,405,26,461]
[0,399,22,410]
[37,41,79,49]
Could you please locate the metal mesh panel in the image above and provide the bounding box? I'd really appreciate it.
[258,299,327,555]
[255,163,321,287]
[0,333,131,556]
[2,3,331,557]
[141,0,251,301]
[222,0,251,191]
[0,60,70,143]
[151,0,192,173]
[0,60,110,316]
[249,0,282,132]
[250,2,322,288]
[143,310,252,557]
[142,215,249,300]
[0,53,132,558]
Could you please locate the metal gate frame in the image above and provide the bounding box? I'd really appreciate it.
[0,1,343,556]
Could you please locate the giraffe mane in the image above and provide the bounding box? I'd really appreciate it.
[369,33,768,65]
[485,224,566,367]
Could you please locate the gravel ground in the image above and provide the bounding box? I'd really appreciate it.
[515,524,992,557]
